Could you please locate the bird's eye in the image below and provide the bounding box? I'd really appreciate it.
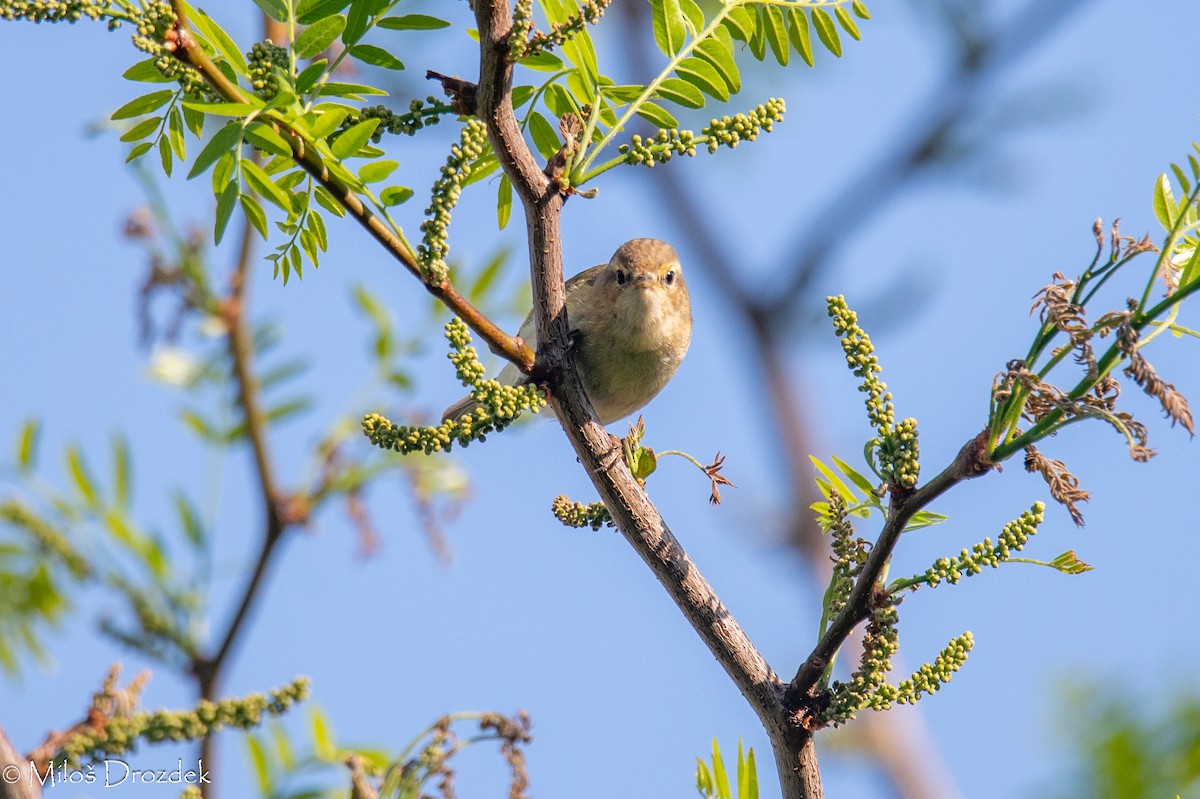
[615,270,627,285]
[665,270,675,286]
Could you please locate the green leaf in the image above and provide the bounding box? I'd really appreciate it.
[835,6,861,40]
[831,454,878,498]
[111,90,174,121]
[1153,173,1177,230]
[342,0,372,45]
[809,455,858,503]
[123,58,174,83]
[319,82,390,99]
[187,7,250,74]
[629,446,657,480]
[737,740,749,799]
[852,0,871,19]
[747,8,767,60]
[158,137,173,177]
[16,420,39,472]
[712,739,731,799]
[310,708,336,761]
[358,159,399,183]
[350,43,405,70]
[788,8,814,67]
[174,491,205,548]
[243,160,294,211]
[66,446,99,507]
[331,118,380,158]
[307,104,352,139]
[1180,243,1200,289]
[527,111,561,160]
[294,14,346,58]
[721,6,755,41]
[497,174,512,230]
[167,107,186,160]
[240,193,269,239]
[635,101,677,130]
[696,36,740,94]
[182,104,206,138]
[119,116,161,143]
[314,185,347,217]
[244,122,293,157]
[295,61,327,94]
[308,210,328,251]
[903,510,948,532]
[762,6,789,66]
[379,185,413,206]
[657,77,704,109]
[213,180,240,245]
[677,0,704,33]
[248,0,288,23]
[744,746,758,799]
[518,51,564,72]
[377,13,450,29]
[650,0,686,56]
[811,8,842,57]
[296,0,350,24]
[111,435,131,508]
[696,759,713,795]
[245,735,270,796]
[676,57,728,101]
[181,100,263,117]
[1048,550,1093,574]
[189,122,242,179]
[125,141,154,163]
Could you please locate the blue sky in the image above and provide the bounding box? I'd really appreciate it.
[1,1,1198,797]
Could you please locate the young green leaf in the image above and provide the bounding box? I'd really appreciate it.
[677,0,704,34]
[712,739,731,799]
[242,160,294,211]
[111,435,131,508]
[123,58,175,83]
[174,491,206,548]
[244,122,293,157]
[66,446,99,507]
[248,0,288,23]
[158,137,173,177]
[240,193,269,239]
[376,13,450,29]
[528,111,562,160]
[294,14,346,58]
[186,6,250,73]
[358,159,399,183]
[379,185,414,206]
[834,6,861,40]
[119,117,161,143]
[656,77,705,109]
[696,37,740,94]
[762,5,789,66]
[125,141,154,163]
[331,118,381,158]
[811,8,842,57]
[314,185,347,217]
[788,8,814,67]
[296,0,351,24]
[213,180,240,244]
[295,60,328,94]
[676,57,728,101]
[721,6,755,41]
[635,101,678,130]
[497,174,512,230]
[350,43,405,70]
[1153,173,1178,230]
[16,420,39,472]
[852,0,870,19]
[650,0,686,56]
[111,89,174,121]
[167,107,186,160]
[189,122,242,179]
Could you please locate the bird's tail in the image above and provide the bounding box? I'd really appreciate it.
[441,395,480,424]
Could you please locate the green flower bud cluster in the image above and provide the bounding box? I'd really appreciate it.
[920,502,1045,588]
[180,787,202,799]
[895,632,973,704]
[826,492,865,617]
[827,296,893,430]
[417,119,488,282]
[701,99,786,152]
[824,600,899,723]
[247,40,287,98]
[0,0,110,23]
[54,678,310,765]
[875,417,920,488]
[551,495,613,530]
[339,98,452,141]
[618,99,786,168]
[361,320,544,455]
[512,0,611,60]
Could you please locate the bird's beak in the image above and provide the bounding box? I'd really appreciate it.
[631,272,657,288]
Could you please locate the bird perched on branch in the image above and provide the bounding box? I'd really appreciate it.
[442,238,692,425]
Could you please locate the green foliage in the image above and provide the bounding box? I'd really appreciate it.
[1046,683,1200,799]
[695,738,758,799]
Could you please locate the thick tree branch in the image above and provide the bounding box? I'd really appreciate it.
[472,1,826,796]
[0,724,40,799]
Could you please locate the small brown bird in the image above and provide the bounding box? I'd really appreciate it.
[442,238,692,425]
